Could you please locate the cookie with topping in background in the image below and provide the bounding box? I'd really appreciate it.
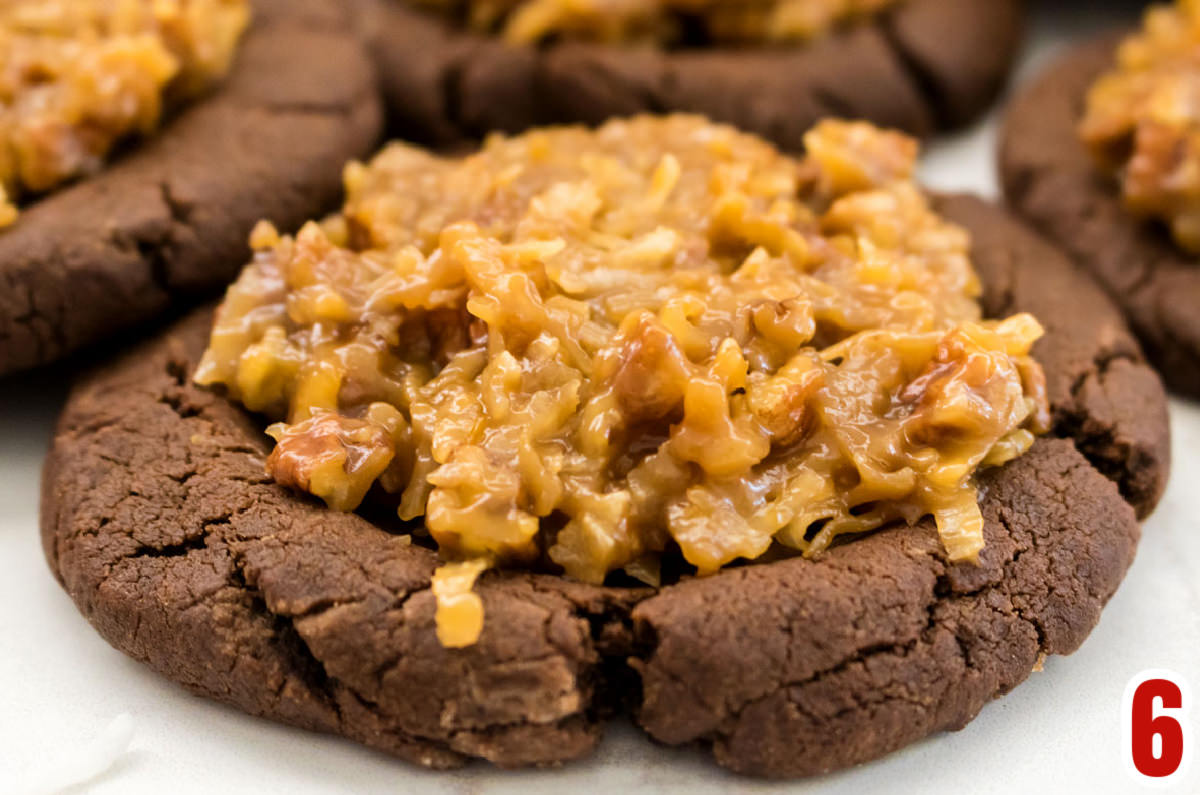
[1002,0,1200,397]
[0,0,382,377]
[357,0,1023,150]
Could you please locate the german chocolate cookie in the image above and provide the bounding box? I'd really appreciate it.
[359,0,1022,149]
[40,195,1169,777]
[1001,33,1200,397]
[0,0,381,377]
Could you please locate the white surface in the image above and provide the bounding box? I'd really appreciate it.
[2,3,1198,793]
[16,714,135,795]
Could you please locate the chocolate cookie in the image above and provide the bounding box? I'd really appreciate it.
[1001,32,1200,398]
[40,196,1169,777]
[0,0,382,378]
[358,0,1022,149]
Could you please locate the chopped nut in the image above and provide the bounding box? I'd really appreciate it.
[611,313,691,422]
[266,412,397,512]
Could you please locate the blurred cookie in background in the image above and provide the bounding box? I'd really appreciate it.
[0,0,382,377]
[360,0,1023,149]
[1003,0,1200,397]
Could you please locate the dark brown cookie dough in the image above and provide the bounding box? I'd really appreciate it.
[1001,32,1200,398]
[357,0,1022,149]
[41,197,1168,776]
[0,0,382,379]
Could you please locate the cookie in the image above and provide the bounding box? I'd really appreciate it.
[1001,32,1200,397]
[40,196,1168,776]
[0,0,382,378]
[357,0,1022,149]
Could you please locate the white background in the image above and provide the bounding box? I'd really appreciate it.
[2,1,1197,792]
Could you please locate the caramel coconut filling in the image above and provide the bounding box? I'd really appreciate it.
[197,115,1049,647]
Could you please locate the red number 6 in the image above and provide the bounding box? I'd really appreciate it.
[1131,678,1185,778]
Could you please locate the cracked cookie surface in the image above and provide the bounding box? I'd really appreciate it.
[1002,32,1200,398]
[357,0,1021,150]
[40,196,1169,776]
[0,0,382,378]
